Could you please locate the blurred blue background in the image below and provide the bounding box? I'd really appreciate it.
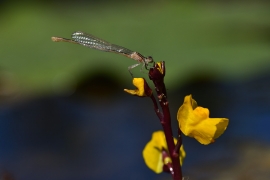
[0,0,270,179]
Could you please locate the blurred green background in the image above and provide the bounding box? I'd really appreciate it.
[1,0,270,96]
[1,1,270,180]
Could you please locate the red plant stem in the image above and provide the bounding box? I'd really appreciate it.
[160,100,182,180]
[149,94,163,120]
[173,128,183,157]
[148,61,182,180]
[161,148,174,178]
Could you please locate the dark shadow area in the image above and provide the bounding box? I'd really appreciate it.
[0,67,166,180]
[1,66,270,179]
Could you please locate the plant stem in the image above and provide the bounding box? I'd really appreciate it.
[161,148,174,178]
[173,128,183,157]
[148,61,182,180]
[160,98,182,180]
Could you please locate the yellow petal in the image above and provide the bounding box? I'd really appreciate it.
[179,145,186,166]
[177,95,229,145]
[142,131,186,173]
[124,78,146,96]
[156,62,164,74]
[142,131,165,173]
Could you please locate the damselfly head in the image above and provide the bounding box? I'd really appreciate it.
[144,56,155,70]
[145,56,154,63]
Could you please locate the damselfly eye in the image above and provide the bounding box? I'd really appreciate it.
[146,56,154,63]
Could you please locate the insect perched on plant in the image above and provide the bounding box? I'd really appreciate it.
[52,31,155,76]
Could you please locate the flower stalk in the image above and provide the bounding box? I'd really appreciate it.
[173,128,183,158]
[124,61,228,179]
[148,62,183,180]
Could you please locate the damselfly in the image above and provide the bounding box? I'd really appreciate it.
[52,31,154,75]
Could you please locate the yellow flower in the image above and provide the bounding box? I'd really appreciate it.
[142,131,186,174]
[124,78,152,97]
[177,95,229,145]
